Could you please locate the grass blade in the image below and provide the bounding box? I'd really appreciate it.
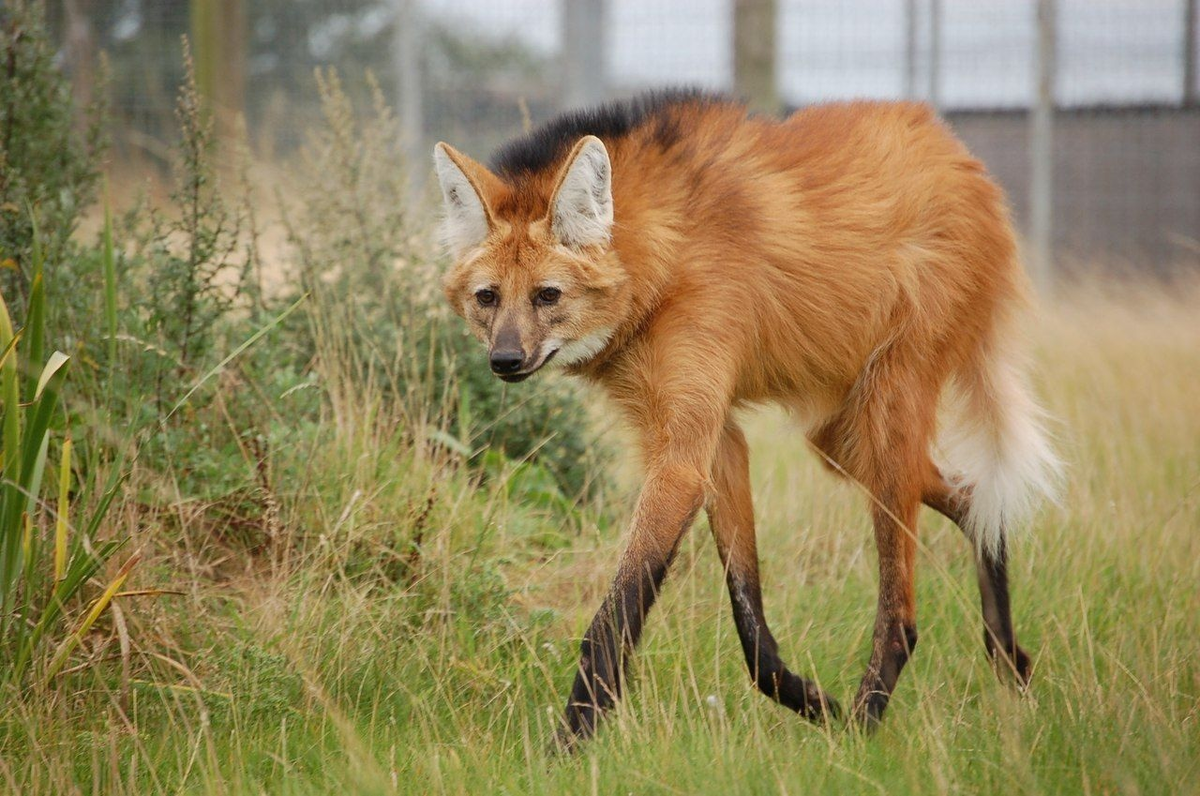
[21,513,33,584]
[17,354,69,522]
[22,431,50,524]
[55,436,71,582]
[103,198,118,368]
[0,291,22,618]
[0,331,22,373]
[165,293,307,421]
[22,208,45,402]
[34,351,70,399]
[22,275,44,403]
[44,551,140,685]
[14,538,124,682]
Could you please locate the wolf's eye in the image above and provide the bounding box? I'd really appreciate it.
[535,287,562,306]
[475,288,498,307]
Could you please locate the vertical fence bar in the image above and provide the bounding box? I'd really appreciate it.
[1030,0,1057,293]
[1185,0,1198,107]
[394,0,424,199]
[562,0,608,110]
[733,0,779,114]
[904,0,918,100]
[928,0,941,110]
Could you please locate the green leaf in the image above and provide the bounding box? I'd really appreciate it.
[34,351,69,399]
[0,292,22,618]
[22,274,45,403]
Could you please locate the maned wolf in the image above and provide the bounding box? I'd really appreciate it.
[433,90,1059,748]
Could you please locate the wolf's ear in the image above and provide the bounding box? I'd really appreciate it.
[547,136,613,249]
[434,142,499,258]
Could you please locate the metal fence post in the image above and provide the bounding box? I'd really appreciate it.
[1030,0,1057,293]
[562,0,608,110]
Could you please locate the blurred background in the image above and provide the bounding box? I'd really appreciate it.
[38,0,1200,280]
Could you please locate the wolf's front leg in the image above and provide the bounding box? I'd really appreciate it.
[556,461,709,749]
[552,321,735,751]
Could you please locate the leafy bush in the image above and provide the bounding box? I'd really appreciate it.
[284,70,607,502]
[1,13,610,703]
[0,0,107,314]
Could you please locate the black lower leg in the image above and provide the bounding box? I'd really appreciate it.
[560,558,668,745]
[853,619,918,727]
[727,572,840,721]
[924,480,1031,686]
[977,542,1031,684]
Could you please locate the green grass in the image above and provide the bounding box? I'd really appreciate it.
[2,288,1198,795]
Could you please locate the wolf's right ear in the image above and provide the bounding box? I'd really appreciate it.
[434,143,499,258]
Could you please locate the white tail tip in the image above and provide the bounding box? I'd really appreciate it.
[940,348,1063,556]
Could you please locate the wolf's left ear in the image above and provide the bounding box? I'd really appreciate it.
[548,136,613,249]
[434,142,500,258]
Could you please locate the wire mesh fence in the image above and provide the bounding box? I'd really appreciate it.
[40,0,1200,276]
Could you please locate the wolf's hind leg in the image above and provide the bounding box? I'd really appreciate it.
[708,421,840,722]
[923,470,1032,685]
[811,357,930,728]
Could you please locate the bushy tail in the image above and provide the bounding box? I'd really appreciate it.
[940,331,1062,556]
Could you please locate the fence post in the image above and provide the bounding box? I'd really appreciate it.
[1030,0,1056,293]
[928,0,941,110]
[904,0,918,100]
[562,0,608,110]
[1185,0,1198,107]
[63,0,96,133]
[733,0,779,114]
[189,0,247,146]
[393,0,424,199]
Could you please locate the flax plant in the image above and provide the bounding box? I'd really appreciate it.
[0,222,126,686]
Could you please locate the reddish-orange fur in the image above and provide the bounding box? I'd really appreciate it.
[435,95,1050,746]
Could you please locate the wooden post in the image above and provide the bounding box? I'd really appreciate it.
[733,0,779,114]
[1030,0,1056,293]
[189,0,246,145]
[1185,0,1198,107]
[394,0,424,198]
[562,0,608,110]
[63,0,96,132]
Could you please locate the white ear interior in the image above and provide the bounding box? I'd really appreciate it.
[551,137,613,248]
[434,144,490,258]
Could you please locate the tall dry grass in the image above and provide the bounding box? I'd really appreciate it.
[3,278,1196,795]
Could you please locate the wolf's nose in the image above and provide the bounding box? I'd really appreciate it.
[490,350,524,375]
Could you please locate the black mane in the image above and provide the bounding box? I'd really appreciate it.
[489,88,732,179]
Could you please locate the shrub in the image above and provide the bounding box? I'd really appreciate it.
[284,70,608,502]
[0,0,107,315]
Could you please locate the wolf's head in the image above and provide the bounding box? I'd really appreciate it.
[433,136,629,382]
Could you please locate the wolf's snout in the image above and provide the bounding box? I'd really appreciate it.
[489,349,524,375]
